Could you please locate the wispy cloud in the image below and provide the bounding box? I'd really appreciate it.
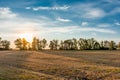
[77,27,116,34]
[115,22,120,26]
[91,32,97,36]
[71,3,106,19]
[109,7,120,16]
[25,7,31,10]
[34,26,116,34]
[97,23,110,28]
[56,17,71,22]
[81,22,88,26]
[104,0,120,4]
[0,7,17,19]
[82,8,106,19]
[26,5,70,11]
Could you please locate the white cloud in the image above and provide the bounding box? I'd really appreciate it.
[31,5,70,11]
[110,7,120,15]
[115,22,120,26]
[40,26,116,34]
[56,17,71,22]
[82,8,106,19]
[91,32,97,36]
[97,23,110,28]
[35,25,116,34]
[72,3,106,19]
[25,7,31,10]
[76,27,116,34]
[81,22,88,26]
[104,0,120,4]
[0,7,17,19]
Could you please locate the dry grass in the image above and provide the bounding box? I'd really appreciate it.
[0,50,120,80]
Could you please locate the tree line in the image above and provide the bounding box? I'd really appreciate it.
[0,36,120,50]
[14,37,120,50]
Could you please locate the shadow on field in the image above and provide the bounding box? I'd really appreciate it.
[0,51,35,80]
[0,51,90,80]
[0,51,32,68]
[38,50,120,80]
[40,50,120,67]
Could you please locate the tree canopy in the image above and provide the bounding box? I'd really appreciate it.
[0,37,10,50]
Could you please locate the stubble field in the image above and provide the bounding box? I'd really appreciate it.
[0,50,120,80]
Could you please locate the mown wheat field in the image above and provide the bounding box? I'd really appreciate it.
[0,50,120,80]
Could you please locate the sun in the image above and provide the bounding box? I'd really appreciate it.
[19,33,33,42]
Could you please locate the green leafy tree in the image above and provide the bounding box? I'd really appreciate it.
[0,37,2,49]
[27,42,31,50]
[14,38,28,50]
[118,42,120,49]
[103,40,110,50]
[32,37,38,50]
[49,40,58,50]
[72,38,78,50]
[78,38,88,50]
[78,38,100,50]
[14,38,23,50]
[49,41,54,50]
[109,41,116,50]
[87,38,100,50]
[1,40,10,50]
[32,37,47,50]
[59,40,64,50]
[42,39,47,49]
[22,38,28,50]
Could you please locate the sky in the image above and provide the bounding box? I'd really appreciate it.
[0,0,120,47]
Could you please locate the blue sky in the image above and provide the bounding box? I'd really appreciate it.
[0,0,120,47]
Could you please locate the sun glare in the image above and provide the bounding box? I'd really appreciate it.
[19,33,33,42]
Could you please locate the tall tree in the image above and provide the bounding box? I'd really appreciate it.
[104,40,110,50]
[87,38,100,50]
[109,41,116,50]
[14,38,28,50]
[0,37,2,49]
[118,42,120,49]
[22,38,28,50]
[1,40,10,50]
[14,38,23,50]
[27,42,31,50]
[31,37,47,50]
[49,41,54,50]
[100,41,104,49]
[78,38,100,50]
[59,40,64,50]
[72,38,78,50]
[42,39,47,49]
[49,40,58,50]
[78,38,88,50]
[32,37,38,50]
